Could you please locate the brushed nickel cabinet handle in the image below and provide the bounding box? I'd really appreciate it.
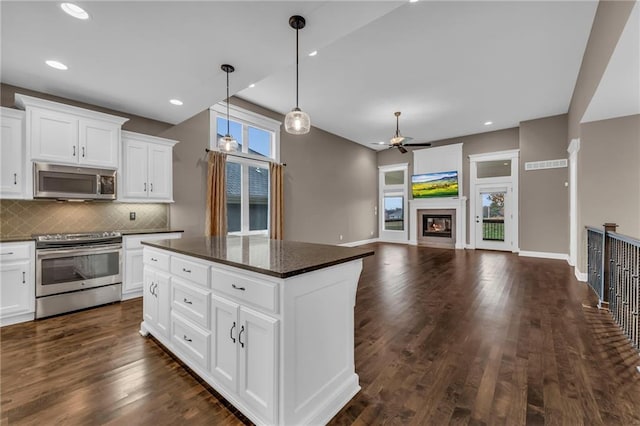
[182,268,191,273]
[183,297,192,305]
[144,182,147,192]
[82,146,85,157]
[13,173,17,185]
[183,335,192,343]
[0,252,14,255]
[22,271,26,283]
[232,284,246,291]
[150,183,153,192]
[73,146,76,156]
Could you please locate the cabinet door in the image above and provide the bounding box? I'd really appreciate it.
[238,307,278,424]
[143,267,157,325]
[0,260,33,317]
[210,294,240,392]
[79,119,120,168]
[124,249,144,294]
[30,108,78,164]
[123,140,149,198]
[0,113,23,198]
[156,271,171,336]
[147,144,172,200]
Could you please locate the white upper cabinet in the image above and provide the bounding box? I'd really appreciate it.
[121,131,178,202]
[0,107,26,199]
[15,94,128,169]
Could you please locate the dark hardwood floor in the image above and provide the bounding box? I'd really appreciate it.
[2,243,640,425]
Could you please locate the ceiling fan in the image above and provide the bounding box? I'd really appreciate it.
[373,111,432,153]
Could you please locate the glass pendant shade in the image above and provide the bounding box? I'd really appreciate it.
[284,107,311,135]
[218,134,238,152]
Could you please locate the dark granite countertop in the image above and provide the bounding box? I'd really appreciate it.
[142,236,374,279]
[120,229,184,236]
[0,235,35,243]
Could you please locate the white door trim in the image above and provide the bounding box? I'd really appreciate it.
[378,163,409,243]
[568,138,580,266]
[469,150,519,251]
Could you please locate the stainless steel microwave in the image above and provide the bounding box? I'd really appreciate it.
[34,163,117,200]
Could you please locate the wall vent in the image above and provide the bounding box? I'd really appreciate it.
[524,159,568,171]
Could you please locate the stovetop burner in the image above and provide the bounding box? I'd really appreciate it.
[35,231,121,242]
[34,231,122,248]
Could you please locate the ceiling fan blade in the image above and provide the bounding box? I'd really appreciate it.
[397,145,408,154]
[403,142,432,147]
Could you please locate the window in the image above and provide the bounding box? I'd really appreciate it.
[211,103,281,235]
[378,164,408,242]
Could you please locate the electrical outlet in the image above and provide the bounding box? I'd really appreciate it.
[339,234,343,241]
[129,212,136,220]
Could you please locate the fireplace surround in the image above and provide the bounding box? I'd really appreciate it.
[409,197,467,249]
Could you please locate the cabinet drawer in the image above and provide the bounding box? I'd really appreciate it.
[211,268,278,314]
[125,232,182,249]
[171,256,209,288]
[172,279,210,329]
[171,312,210,370]
[0,243,31,261]
[143,250,169,270]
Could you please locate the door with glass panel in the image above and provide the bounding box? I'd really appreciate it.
[379,165,408,242]
[474,184,512,251]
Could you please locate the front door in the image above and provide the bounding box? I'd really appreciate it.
[474,185,512,251]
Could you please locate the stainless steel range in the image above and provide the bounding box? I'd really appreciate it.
[35,231,122,319]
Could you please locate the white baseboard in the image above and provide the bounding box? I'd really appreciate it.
[518,250,569,261]
[465,244,474,249]
[339,238,379,247]
[574,267,587,282]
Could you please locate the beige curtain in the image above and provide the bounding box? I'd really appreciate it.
[269,162,284,240]
[205,151,227,236]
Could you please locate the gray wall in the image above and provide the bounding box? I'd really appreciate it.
[577,114,640,270]
[519,114,569,253]
[166,97,379,244]
[567,0,636,140]
[160,110,211,237]
[1,83,172,136]
[378,127,519,244]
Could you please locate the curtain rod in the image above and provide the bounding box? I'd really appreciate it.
[205,148,286,166]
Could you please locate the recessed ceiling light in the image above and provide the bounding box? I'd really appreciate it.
[377,141,386,145]
[308,50,318,57]
[169,99,183,106]
[484,121,493,126]
[45,60,68,70]
[248,83,256,88]
[60,3,89,20]
[409,0,419,3]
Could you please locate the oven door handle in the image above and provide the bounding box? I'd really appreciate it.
[37,244,122,259]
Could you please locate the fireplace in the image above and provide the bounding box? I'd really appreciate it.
[423,215,452,238]
[418,209,456,248]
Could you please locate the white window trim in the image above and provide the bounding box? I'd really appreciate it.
[210,102,281,163]
[378,163,409,242]
[210,103,278,236]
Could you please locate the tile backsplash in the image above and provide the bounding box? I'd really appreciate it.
[0,200,168,237]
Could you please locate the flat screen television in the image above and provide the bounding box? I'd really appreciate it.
[412,170,459,198]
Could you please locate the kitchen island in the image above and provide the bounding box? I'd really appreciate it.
[140,236,373,426]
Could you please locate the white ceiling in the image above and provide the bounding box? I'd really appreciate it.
[582,1,639,123]
[2,1,599,149]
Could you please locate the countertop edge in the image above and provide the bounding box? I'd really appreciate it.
[141,240,374,279]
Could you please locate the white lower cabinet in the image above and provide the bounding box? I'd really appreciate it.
[140,247,363,426]
[123,232,182,299]
[211,295,278,423]
[0,242,35,326]
[143,266,171,338]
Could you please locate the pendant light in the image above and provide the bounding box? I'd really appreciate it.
[218,64,239,152]
[284,15,311,135]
